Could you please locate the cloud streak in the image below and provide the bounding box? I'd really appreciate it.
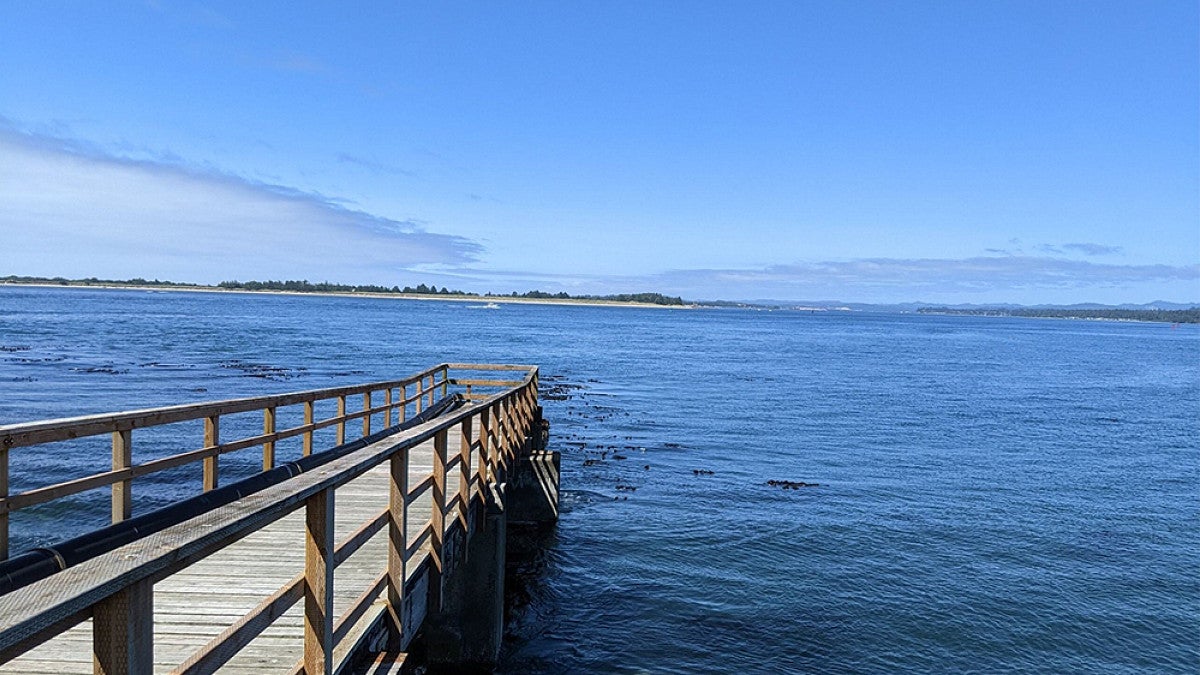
[647,257,1198,302]
[0,127,481,284]
[1060,242,1123,256]
[1002,240,1124,258]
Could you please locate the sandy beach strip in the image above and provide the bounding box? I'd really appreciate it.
[0,282,696,310]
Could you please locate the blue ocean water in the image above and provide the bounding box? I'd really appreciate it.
[0,286,1197,673]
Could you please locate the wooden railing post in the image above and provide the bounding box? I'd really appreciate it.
[458,416,472,528]
[415,380,424,415]
[491,401,504,471]
[203,416,219,492]
[429,429,447,610]
[501,398,513,462]
[112,428,133,523]
[399,385,407,423]
[387,448,408,643]
[517,388,529,439]
[479,407,491,484]
[362,391,372,438]
[93,577,153,675]
[304,487,335,675]
[336,396,347,446]
[384,388,394,428]
[515,391,524,443]
[303,401,315,457]
[526,385,536,436]
[516,391,526,447]
[427,375,435,408]
[525,386,533,430]
[0,444,8,560]
[263,407,276,471]
[521,388,530,438]
[440,366,449,399]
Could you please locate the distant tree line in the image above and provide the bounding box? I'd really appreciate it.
[483,290,685,306]
[215,282,685,305]
[918,307,1200,324]
[0,275,199,288]
[1,275,685,305]
[217,279,469,295]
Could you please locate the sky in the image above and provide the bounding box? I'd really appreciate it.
[0,1,1197,304]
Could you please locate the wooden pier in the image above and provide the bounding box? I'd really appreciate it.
[0,364,558,674]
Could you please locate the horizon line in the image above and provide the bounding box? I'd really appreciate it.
[1,274,1196,309]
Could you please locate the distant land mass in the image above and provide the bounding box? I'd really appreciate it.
[2,276,1196,320]
[0,275,686,307]
[728,299,1200,312]
[917,306,1200,324]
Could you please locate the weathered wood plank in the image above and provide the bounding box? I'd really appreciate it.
[111,429,132,523]
[303,488,334,675]
[93,577,153,675]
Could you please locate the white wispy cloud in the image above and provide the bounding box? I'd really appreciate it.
[1060,242,1123,256]
[1,124,1191,304]
[1000,240,1124,258]
[0,127,481,284]
[648,257,1198,302]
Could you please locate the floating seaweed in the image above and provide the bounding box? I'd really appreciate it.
[218,359,306,381]
[70,366,129,375]
[766,480,819,490]
[540,380,585,401]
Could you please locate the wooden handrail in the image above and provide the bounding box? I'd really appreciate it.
[448,378,524,388]
[0,363,540,675]
[444,363,538,371]
[0,365,451,449]
[0,364,529,560]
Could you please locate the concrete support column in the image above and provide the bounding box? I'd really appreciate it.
[420,485,508,672]
[507,451,560,527]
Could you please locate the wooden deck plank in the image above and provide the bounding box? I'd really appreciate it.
[0,425,466,674]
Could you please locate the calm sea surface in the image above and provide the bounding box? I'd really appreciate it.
[1,286,1197,673]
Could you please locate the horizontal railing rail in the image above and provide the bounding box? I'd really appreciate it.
[0,363,534,561]
[0,362,541,675]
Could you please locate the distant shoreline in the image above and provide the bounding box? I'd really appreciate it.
[3,281,1194,320]
[917,307,1199,324]
[0,281,695,310]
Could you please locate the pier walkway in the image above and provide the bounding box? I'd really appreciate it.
[0,364,558,674]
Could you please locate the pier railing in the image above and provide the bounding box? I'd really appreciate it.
[0,363,539,560]
[0,363,540,673]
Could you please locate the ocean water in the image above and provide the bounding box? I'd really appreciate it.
[0,286,1197,673]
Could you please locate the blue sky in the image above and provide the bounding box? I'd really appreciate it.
[1,1,1196,303]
